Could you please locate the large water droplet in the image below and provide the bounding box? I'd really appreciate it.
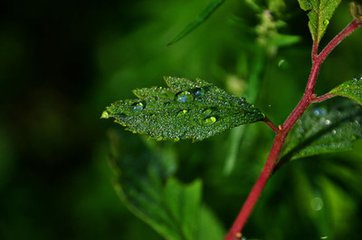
[132,101,145,112]
[176,91,193,103]
[204,116,217,124]
[192,87,206,97]
[311,197,323,211]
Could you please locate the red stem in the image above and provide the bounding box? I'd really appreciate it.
[263,117,279,133]
[225,19,362,240]
[312,92,335,103]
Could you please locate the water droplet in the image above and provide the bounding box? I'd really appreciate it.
[323,20,329,26]
[192,87,206,97]
[311,197,323,211]
[132,101,145,112]
[332,129,337,135]
[324,119,332,125]
[313,107,327,117]
[176,91,193,103]
[277,59,288,69]
[177,109,188,116]
[101,111,109,119]
[204,116,217,124]
[352,75,362,81]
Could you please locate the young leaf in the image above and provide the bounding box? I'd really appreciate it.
[330,76,362,106]
[281,100,362,163]
[102,77,265,141]
[167,0,225,46]
[109,131,224,240]
[350,1,362,21]
[297,0,342,43]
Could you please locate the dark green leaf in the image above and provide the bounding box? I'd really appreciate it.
[109,131,224,240]
[297,0,341,43]
[281,101,362,163]
[167,0,225,46]
[102,77,265,141]
[330,77,362,106]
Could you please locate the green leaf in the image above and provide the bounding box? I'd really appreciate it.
[109,131,224,240]
[102,77,265,141]
[281,101,362,163]
[167,0,225,46]
[330,77,362,106]
[297,0,341,43]
[350,2,362,21]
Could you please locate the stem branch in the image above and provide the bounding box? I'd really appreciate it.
[225,19,362,240]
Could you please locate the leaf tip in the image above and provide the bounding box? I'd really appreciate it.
[101,110,110,119]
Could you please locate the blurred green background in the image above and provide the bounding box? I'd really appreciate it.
[1,0,362,239]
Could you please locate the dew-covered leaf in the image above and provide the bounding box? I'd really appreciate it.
[167,0,225,46]
[109,131,224,240]
[102,77,265,141]
[330,76,362,106]
[297,0,341,43]
[281,101,362,163]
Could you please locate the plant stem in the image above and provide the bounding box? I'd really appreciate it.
[225,19,362,240]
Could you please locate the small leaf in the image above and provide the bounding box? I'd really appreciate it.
[350,2,362,21]
[167,0,225,46]
[281,100,362,163]
[102,77,265,141]
[330,76,362,106]
[109,131,224,240]
[297,0,342,43]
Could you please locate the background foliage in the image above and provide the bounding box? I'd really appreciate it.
[1,0,362,239]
